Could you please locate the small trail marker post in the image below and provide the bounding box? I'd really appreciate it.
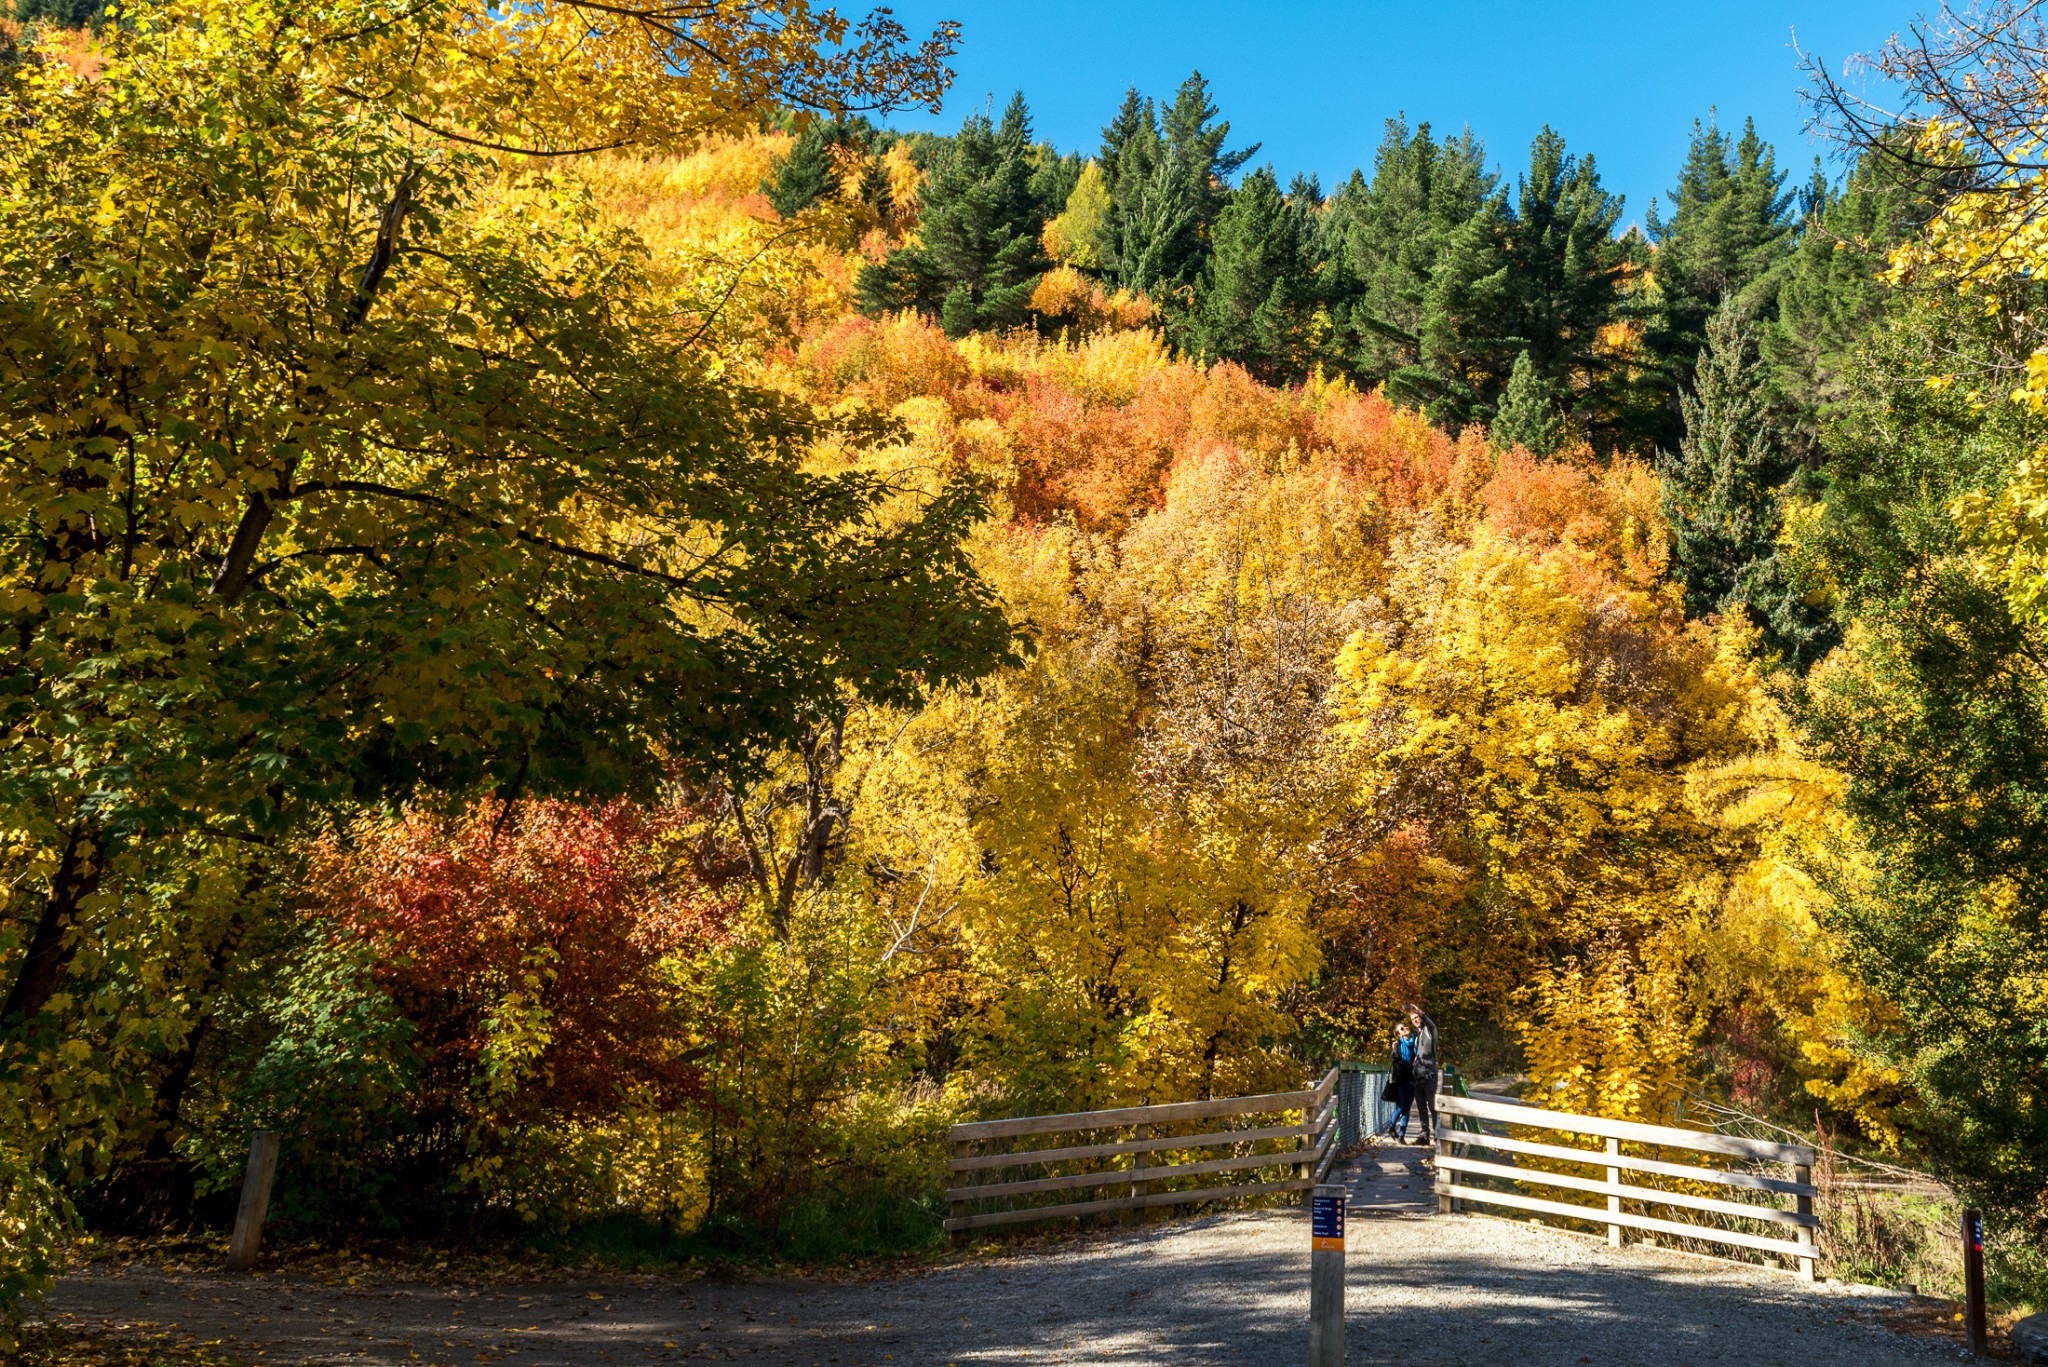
[228,1131,281,1272]
[1963,1209,1988,1355]
[1309,1182,1345,1367]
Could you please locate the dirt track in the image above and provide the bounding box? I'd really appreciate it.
[39,1145,1962,1366]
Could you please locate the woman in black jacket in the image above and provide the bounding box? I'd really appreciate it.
[1381,1020,1417,1141]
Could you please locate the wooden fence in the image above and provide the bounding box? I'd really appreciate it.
[1434,1092,1820,1279]
[944,1068,1341,1236]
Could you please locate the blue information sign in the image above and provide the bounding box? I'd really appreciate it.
[1311,1193,1345,1250]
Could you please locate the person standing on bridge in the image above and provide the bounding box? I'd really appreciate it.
[1382,1020,1417,1141]
[1406,1002,1439,1144]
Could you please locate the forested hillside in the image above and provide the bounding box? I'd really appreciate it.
[6,0,2048,1336]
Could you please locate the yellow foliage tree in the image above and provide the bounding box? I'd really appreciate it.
[1334,532,1751,1118]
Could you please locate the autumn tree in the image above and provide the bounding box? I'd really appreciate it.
[1044,160,1113,269]
[0,0,999,1312]
[258,799,736,1220]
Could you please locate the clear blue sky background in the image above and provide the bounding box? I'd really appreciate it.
[874,1,1926,233]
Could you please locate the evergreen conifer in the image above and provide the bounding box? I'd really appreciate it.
[1505,128,1630,390]
[1318,119,1508,424]
[856,94,1050,336]
[11,0,105,23]
[1490,351,1566,454]
[1763,148,1923,456]
[1643,117,1798,442]
[1187,167,1317,381]
[1660,304,1836,663]
[1095,73,1254,297]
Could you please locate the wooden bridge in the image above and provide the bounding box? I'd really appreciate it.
[942,1066,1821,1280]
[944,1068,1342,1236]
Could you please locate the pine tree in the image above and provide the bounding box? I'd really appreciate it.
[855,94,1049,336]
[765,119,845,219]
[1186,166,1317,382]
[1643,117,1798,442]
[1158,72,1257,227]
[762,117,892,223]
[1027,148,1085,224]
[11,0,105,23]
[1501,127,1634,446]
[1318,118,1509,424]
[1763,147,1923,457]
[1660,304,1836,663]
[1096,72,1254,297]
[1490,351,1566,454]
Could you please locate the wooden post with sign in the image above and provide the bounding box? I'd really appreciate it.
[1309,1182,1345,1367]
[1963,1209,1988,1355]
[227,1131,281,1272]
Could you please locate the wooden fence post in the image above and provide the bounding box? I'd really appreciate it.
[1299,1099,1316,1203]
[1436,1072,1455,1214]
[1127,1122,1149,1226]
[1605,1136,1623,1248]
[227,1131,281,1272]
[1794,1161,1816,1281]
[947,1137,971,1249]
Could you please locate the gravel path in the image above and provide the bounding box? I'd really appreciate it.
[40,1144,1962,1366]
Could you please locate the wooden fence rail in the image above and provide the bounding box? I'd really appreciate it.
[1434,1093,1821,1279]
[944,1068,1341,1236]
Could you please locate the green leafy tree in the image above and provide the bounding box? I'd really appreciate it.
[1659,303,1835,664]
[0,0,994,1310]
[856,94,1051,335]
[1798,294,2048,1232]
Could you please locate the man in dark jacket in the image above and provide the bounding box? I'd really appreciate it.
[1406,1002,1439,1144]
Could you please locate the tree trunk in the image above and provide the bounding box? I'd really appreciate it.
[1,824,102,1030]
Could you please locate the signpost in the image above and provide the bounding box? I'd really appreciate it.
[1963,1209,1988,1355]
[1310,1182,1345,1367]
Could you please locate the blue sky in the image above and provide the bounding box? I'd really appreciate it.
[874,1,1926,232]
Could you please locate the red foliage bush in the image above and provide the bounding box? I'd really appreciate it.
[306,798,738,1124]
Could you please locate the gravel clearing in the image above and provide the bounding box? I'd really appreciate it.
[40,1146,1962,1366]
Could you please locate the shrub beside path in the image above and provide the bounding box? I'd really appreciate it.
[39,1148,1960,1366]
